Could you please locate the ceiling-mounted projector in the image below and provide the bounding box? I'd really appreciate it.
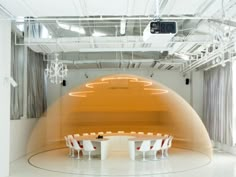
[143,21,177,43]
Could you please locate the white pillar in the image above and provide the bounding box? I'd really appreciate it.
[0,20,11,177]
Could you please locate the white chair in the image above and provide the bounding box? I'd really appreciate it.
[83,140,96,160]
[98,132,104,135]
[64,136,72,156]
[90,132,96,135]
[165,136,173,157]
[68,134,74,140]
[67,135,75,157]
[83,133,89,136]
[150,139,162,160]
[130,131,136,134]
[136,140,151,161]
[147,132,153,136]
[138,132,144,135]
[164,134,169,137]
[161,138,169,158]
[74,134,80,138]
[156,133,162,137]
[117,131,124,133]
[72,139,83,159]
[106,131,112,134]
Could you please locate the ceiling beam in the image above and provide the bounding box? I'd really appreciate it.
[59,47,170,52]
[208,19,236,28]
[10,16,228,21]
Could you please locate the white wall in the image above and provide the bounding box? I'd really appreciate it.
[0,20,11,177]
[192,71,204,118]
[10,118,46,162]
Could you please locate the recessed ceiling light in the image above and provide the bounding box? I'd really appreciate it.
[92,31,106,37]
[70,26,86,34]
[56,21,70,30]
[120,19,126,35]
[175,53,190,61]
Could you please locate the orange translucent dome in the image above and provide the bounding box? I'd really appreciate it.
[37,74,211,157]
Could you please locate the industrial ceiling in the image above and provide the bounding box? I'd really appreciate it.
[1,0,236,73]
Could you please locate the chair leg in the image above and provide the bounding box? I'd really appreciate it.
[142,151,146,161]
[79,150,83,157]
[88,151,91,160]
[68,148,71,156]
[165,149,169,157]
[77,150,80,159]
[161,149,164,158]
[153,151,157,160]
[71,149,75,157]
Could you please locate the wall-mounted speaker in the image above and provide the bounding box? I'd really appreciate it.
[62,80,66,86]
[185,78,190,85]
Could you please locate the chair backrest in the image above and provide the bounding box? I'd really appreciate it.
[106,131,112,134]
[72,139,82,150]
[90,132,96,135]
[64,136,69,147]
[139,140,151,152]
[74,134,80,138]
[67,135,73,145]
[138,132,144,135]
[83,140,95,151]
[83,133,89,136]
[156,133,162,136]
[117,131,124,133]
[65,136,73,148]
[147,132,153,135]
[68,135,73,140]
[130,131,136,134]
[162,138,169,149]
[164,134,169,137]
[152,139,162,151]
[168,136,173,148]
[98,132,104,135]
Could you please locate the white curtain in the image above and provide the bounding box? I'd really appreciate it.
[10,33,24,120]
[27,48,47,118]
[203,63,234,146]
[232,62,236,145]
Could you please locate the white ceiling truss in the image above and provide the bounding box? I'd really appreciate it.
[1,0,236,72]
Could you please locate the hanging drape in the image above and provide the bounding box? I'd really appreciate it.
[232,62,236,145]
[27,48,47,118]
[203,63,234,146]
[10,33,24,120]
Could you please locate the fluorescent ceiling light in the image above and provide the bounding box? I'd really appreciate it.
[70,26,85,34]
[120,19,126,35]
[92,31,106,37]
[175,53,190,61]
[57,21,70,30]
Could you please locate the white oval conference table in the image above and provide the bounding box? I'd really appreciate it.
[74,132,165,160]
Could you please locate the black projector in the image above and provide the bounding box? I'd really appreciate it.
[150,21,177,34]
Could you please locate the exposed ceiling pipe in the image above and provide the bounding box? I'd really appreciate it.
[182,41,234,73]
[204,55,236,71]
[208,19,236,28]
[0,4,14,18]
[7,16,229,22]
[50,58,184,65]
[195,0,215,16]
